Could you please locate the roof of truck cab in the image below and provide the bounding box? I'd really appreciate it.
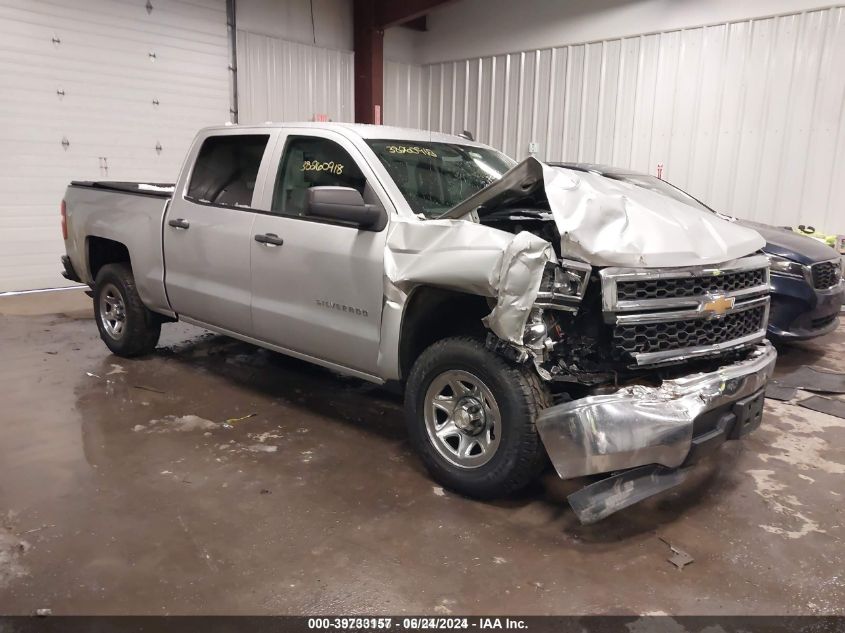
[199,122,486,146]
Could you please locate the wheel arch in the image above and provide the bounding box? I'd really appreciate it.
[397,285,491,381]
[87,236,131,282]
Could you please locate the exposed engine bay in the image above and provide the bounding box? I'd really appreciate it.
[478,198,770,396]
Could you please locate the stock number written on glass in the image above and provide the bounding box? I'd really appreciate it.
[301,160,344,175]
[386,145,438,158]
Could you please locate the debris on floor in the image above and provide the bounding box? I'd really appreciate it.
[132,384,166,394]
[0,524,31,588]
[775,365,845,393]
[245,444,277,453]
[225,413,257,424]
[34,608,52,617]
[764,382,798,401]
[797,395,845,420]
[137,415,219,433]
[659,537,694,570]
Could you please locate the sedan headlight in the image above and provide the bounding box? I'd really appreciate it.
[766,253,806,279]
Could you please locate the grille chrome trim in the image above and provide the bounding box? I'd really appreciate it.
[628,328,768,366]
[601,255,771,367]
[614,298,770,366]
[614,296,769,325]
[600,255,770,313]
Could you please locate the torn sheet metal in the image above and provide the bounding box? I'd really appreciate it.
[384,218,552,344]
[484,231,554,344]
[440,157,766,268]
[567,465,691,524]
[658,536,695,570]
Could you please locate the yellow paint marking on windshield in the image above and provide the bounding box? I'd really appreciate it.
[386,145,437,158]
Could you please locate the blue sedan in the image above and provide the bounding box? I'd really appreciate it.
[552,163,844,341]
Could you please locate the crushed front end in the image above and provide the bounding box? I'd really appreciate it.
[518,254,777,523]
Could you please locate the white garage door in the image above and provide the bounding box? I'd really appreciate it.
[0,0,231,292]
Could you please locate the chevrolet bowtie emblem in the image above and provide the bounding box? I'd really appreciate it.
[702,295,735,317]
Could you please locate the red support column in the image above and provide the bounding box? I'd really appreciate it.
[353,0,384,124]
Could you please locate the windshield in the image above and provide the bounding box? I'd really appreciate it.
[366,140,516,218]
[606,173,713,213]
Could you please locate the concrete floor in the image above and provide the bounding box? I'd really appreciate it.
[1,288,843,616]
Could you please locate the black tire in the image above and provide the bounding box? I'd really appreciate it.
[404,336,551,499]
[93,263,161,357]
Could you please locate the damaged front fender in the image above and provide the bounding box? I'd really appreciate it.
[383,217,553,346]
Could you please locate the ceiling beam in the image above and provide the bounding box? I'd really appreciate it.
[375,0,454,29]
[399,16,428,31]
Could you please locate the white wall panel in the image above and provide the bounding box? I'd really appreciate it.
[417,6,845,233]
[236,30,353,124]
[0,0,230,292]
[384,60,424,128]
[236,0,352,51]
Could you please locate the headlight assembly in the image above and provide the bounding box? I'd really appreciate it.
[766,253,806,279]
[534,259,591,311]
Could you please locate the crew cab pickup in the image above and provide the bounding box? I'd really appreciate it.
[62,123,777,523]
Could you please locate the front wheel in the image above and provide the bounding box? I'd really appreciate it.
[404,337,550,499]
[94,263,161,357]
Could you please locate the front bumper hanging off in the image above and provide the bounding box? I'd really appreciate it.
[536,341,777,523]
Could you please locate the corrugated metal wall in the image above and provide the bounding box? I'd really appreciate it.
[0,0,231,292]
[383,60,425,128]
[395,6,845,232]
[236,30,353,124]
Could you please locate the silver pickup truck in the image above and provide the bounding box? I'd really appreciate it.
[61,123,777,522]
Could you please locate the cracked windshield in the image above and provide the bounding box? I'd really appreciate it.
[367,140,515,218]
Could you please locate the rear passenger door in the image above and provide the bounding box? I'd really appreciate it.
[249,131,390,376]
[164,131,275,335]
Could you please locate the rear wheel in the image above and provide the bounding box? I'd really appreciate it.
[94,263,161,357]
[405,336,550,499]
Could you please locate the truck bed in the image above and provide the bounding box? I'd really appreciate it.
[70,181,175,198]
[63,182,173,315]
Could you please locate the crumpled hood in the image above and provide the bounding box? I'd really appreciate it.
[440,157,765,268]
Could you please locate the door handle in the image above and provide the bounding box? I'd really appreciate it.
[254,233,284,246]
[168,218,190,230]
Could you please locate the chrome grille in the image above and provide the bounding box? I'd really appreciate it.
[811,260,841,290]
[600,255,771,366]
[616,268,766,302]
[614,305,766,357]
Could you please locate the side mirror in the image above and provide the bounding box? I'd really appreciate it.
[306,186,385,231]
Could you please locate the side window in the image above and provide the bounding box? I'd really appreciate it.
[186,134,269,208]
[272,136,366,216]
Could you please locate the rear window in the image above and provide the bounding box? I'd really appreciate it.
[186,134,269,208]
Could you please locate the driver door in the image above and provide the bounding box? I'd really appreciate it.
[249,130,391,376]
